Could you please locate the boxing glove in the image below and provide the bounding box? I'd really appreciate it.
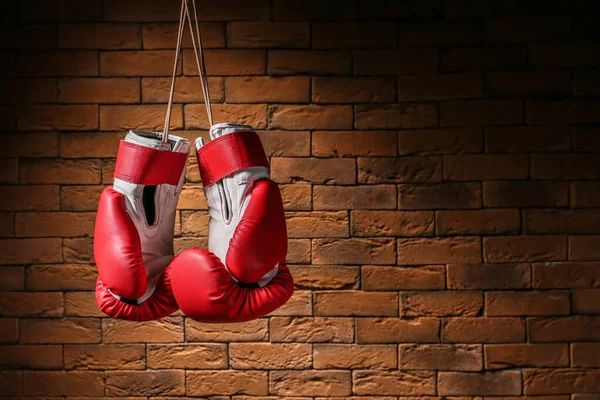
[171,123,294,322]
[94,130,189,321]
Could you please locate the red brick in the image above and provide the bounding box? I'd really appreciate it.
[65,344,145,370]
[487,70,571,96]
[0,78,58,103]
[399,344,482,371]
[26,264,96,290]
[0,318,18,343]
[351,210,434,237]
[355,103,437,129]
[356,317,439,343]
[529,316,600,342]
[533,262,600,289]
[59,23,140,49]
[65,291,105,317]
[142,76,224,103]
[0,345,63,369]
[142,22,225,49]
[15,51,98,76]
[354,49,438,75]
[572,289,600,314]
[399,128,483,155]
[528,98,600,125]
[398,21,480,45]
[20,318,100,344]
[100,50,180,76]
[286,211,348,238]
[444,154,528,180]
[184,49,266,76]
[485,343,569,369]
[571,181,600,207]
[147,344,227,369]
[437,209,520,235]
[269,50,351,75]
[572,342,600,367]
[398,183,482,210]
[107,370,185,396]
[269,104,352,130]
[314,291,398,317]
[273,0,356,20]
[186,319,268,342]
[442,317,526,343]
[187,371,267,396]
[0,185,59,211]
[18,104,98,131]
[484,236,567,262]
[268,290,312,316]
[227,76,309,103]
[60,185,103,211]
[257,130,308,157]
[59,78,140,103]
[448,263,530,289]
[440,99,523,127]
[0,266,23,290]
[271,158,355,185]
[177,185,208,210]
[401,291,483,317]
[441,46,527,72]
[358,156,442,183]
[313,238,395,265]
[525,209,600,234]
[486,126,570,153]
[313,77,396,103]
[573,126,600,152]
[0,132,59,158]
[313,185,396,210]
[0,212,14,237]
[279,184,311,210]
[270,317,354,343]
[312,130,397,157]
[484,180,569,208]
[362,265,445,290]
[290,266,359,290]
[103,317,183,343]
[353,370,436,395]
[398,237,481,264]
[0,370,21,396]
[186,104,266,129]
[15,211,95,238]
[63,238,94,263]
[100,104,182,131]
[533,153,600,180]
[313,22,396,49]
[23,371,104,396]
[230,343,310,369]
[270,371,350,397]
[524,368,600,395]
[0,291,63,317]
[287,239,311,264]
[397,73,482,101]
[438,371,521,396]
[0,238,62,265]
[314,344,396,369]
[486,290,570,316]
[529,42,600,67]
[228,22,309,48]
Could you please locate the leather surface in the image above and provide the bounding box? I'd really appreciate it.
[196,131,269,186]
[114,141,188,186]
[171,248,294,322]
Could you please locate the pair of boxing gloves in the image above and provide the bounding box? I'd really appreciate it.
[94,123,294,322]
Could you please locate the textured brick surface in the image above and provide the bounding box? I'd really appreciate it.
[1,1,599,398]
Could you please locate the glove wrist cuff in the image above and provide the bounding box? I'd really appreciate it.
[196,130,269,187]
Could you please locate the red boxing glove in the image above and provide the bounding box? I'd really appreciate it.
[94,130,189,321]
[171,123,294,322]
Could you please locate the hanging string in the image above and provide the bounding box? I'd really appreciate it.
[163,0,213,142]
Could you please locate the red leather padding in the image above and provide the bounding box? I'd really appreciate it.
[114,141,188,186]
[196,131,269,187]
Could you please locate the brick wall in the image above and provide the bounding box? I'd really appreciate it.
[1,0,600,397]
